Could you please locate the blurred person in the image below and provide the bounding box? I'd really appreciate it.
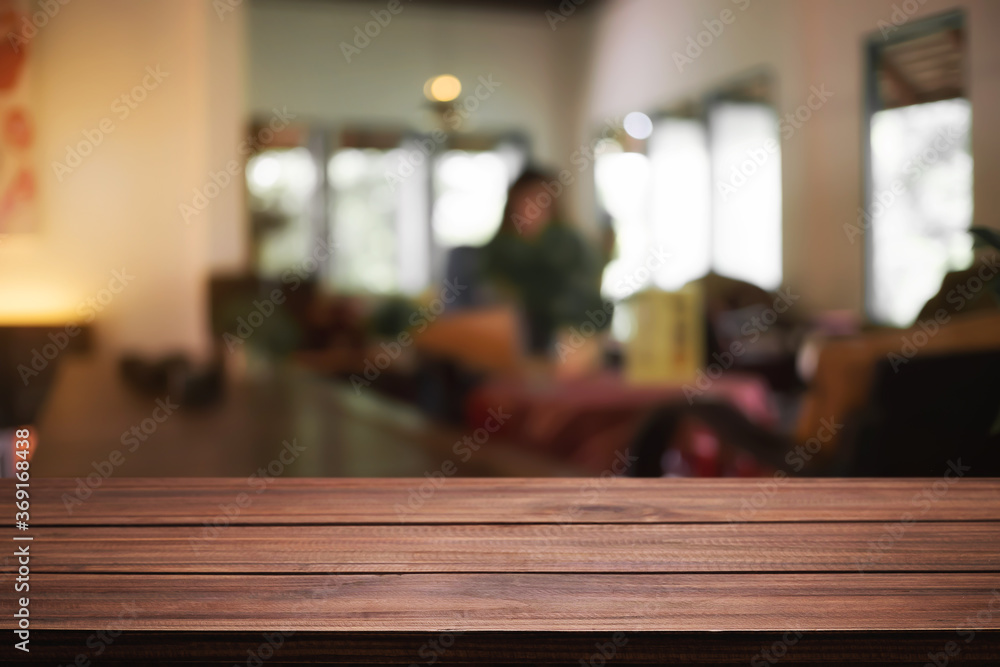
[446,167,608,358]
[915,229,1000,322]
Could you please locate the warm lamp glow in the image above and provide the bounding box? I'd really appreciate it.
[424,74,462,102]
[0,288,78,326]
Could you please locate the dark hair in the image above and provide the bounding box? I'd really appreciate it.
[498,166,563,234]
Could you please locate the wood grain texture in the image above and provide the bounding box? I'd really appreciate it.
[12,477,1000,525]
[6,522,999,573]
[15,572,1000,632]
[5,478,999,663]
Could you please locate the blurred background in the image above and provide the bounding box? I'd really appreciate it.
[1,0,999,480]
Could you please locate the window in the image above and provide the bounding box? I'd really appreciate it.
[708,101,782,290]
[648,117,712,291]
[327,136,525,295]
[247,146,320,280]
[599,73,782,299]
[596,138,652,299]
[432,145,525,249]
[326,138,433,296]
[245,127,527,297]
[865,12,971,326]
[327,147,410,294]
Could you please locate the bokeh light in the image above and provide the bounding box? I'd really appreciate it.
[424,74,462,102]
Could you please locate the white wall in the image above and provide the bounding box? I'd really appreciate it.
[0,0,247,357]
[247,0,591,189]
[580,0,1000,316]
[206,0,250,274]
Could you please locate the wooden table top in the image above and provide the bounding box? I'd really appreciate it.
[4,477,1000,664]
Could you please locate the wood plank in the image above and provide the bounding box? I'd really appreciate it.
[6,522,999,574]
[13,477,1000,525]
[13,573,1000,632]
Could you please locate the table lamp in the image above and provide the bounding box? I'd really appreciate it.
[0,306,91,475]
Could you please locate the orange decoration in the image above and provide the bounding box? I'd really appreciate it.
[4,107,32,149]
[0,11,27,91]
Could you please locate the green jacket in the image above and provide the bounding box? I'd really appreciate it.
[481,222,607,352]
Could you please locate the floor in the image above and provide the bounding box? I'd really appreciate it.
[31,354,576,478]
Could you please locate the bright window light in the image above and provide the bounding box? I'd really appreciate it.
[432,150,511,248]
[647,117,711,290]
[708,102,783,290]
[246,147,318,279]
[247,155,281,189]
[596,141,652,300]
[328,148,405,294]
[869,98,973,326]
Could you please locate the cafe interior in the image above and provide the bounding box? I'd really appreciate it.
[2,0,1000,483]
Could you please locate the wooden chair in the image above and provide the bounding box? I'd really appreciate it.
[631,310,1000,477]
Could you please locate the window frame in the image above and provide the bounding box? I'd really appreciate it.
[862,9,968,323]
